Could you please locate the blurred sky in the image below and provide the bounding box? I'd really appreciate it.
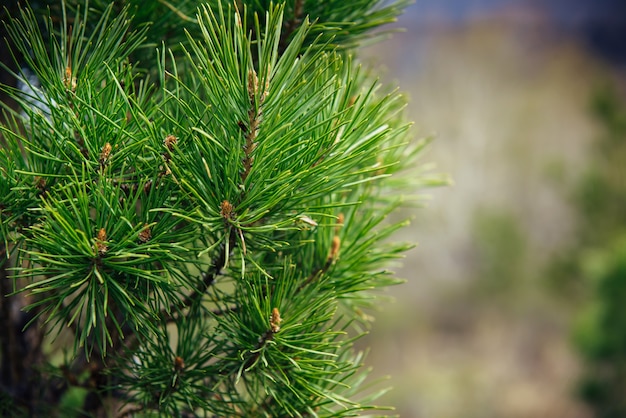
[405,0,626,65]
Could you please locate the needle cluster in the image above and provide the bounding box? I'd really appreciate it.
[0,1,445,416]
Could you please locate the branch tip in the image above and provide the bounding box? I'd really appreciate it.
[138,223,151,243]
[270,307,282,333]
[99,142,112,168]
[220,200,234,220]
[174,356,185,372]
[328,235,340,261]
[95,228,108,255]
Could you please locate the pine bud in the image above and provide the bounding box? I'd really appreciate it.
[247,69,258,104]
[328,235,340,261]
[220,200,234,220]
[99,142,112,167]
[63,66,77,92]
[95,228,108,255]
[174,356,185,372]
[164,134,178,151]
[138,223,151,243]
[270,307,282,333]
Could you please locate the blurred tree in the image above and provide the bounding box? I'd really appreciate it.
[556,85,626,418]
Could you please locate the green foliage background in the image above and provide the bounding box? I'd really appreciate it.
[568,87,626,418]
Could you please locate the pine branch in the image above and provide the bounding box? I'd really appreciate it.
[242,307,283,371]
[178,227,237,311]
[0,1,442,416]
[241,68,268,183]
[300,218,342,289]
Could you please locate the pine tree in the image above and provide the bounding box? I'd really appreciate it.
[0,1,444,416]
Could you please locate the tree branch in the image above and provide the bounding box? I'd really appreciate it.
[241,308,282,373]
[279,0,304,56]
[300,235,340,290]
[159,227,237,323]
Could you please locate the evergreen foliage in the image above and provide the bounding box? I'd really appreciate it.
[0,1,443,416]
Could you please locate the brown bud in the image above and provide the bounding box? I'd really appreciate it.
[248,69,258,103]
[328,235,340,261]
[138,223,151,243]
[63,66,77,92]
[220,200,233,220]
[99,142,112,167]
[164,134,178,151]
[95,228,108,255]
[174,356,185,372]
[270,307,282,333]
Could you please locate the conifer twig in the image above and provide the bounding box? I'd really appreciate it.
[162,227,237,319]
[241,68,268,183]
[301,220,342,289]
[243,307,282,371]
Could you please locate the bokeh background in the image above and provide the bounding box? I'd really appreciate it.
[358,1,626,417]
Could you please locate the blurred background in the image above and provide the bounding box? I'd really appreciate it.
[359,1,626,417]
